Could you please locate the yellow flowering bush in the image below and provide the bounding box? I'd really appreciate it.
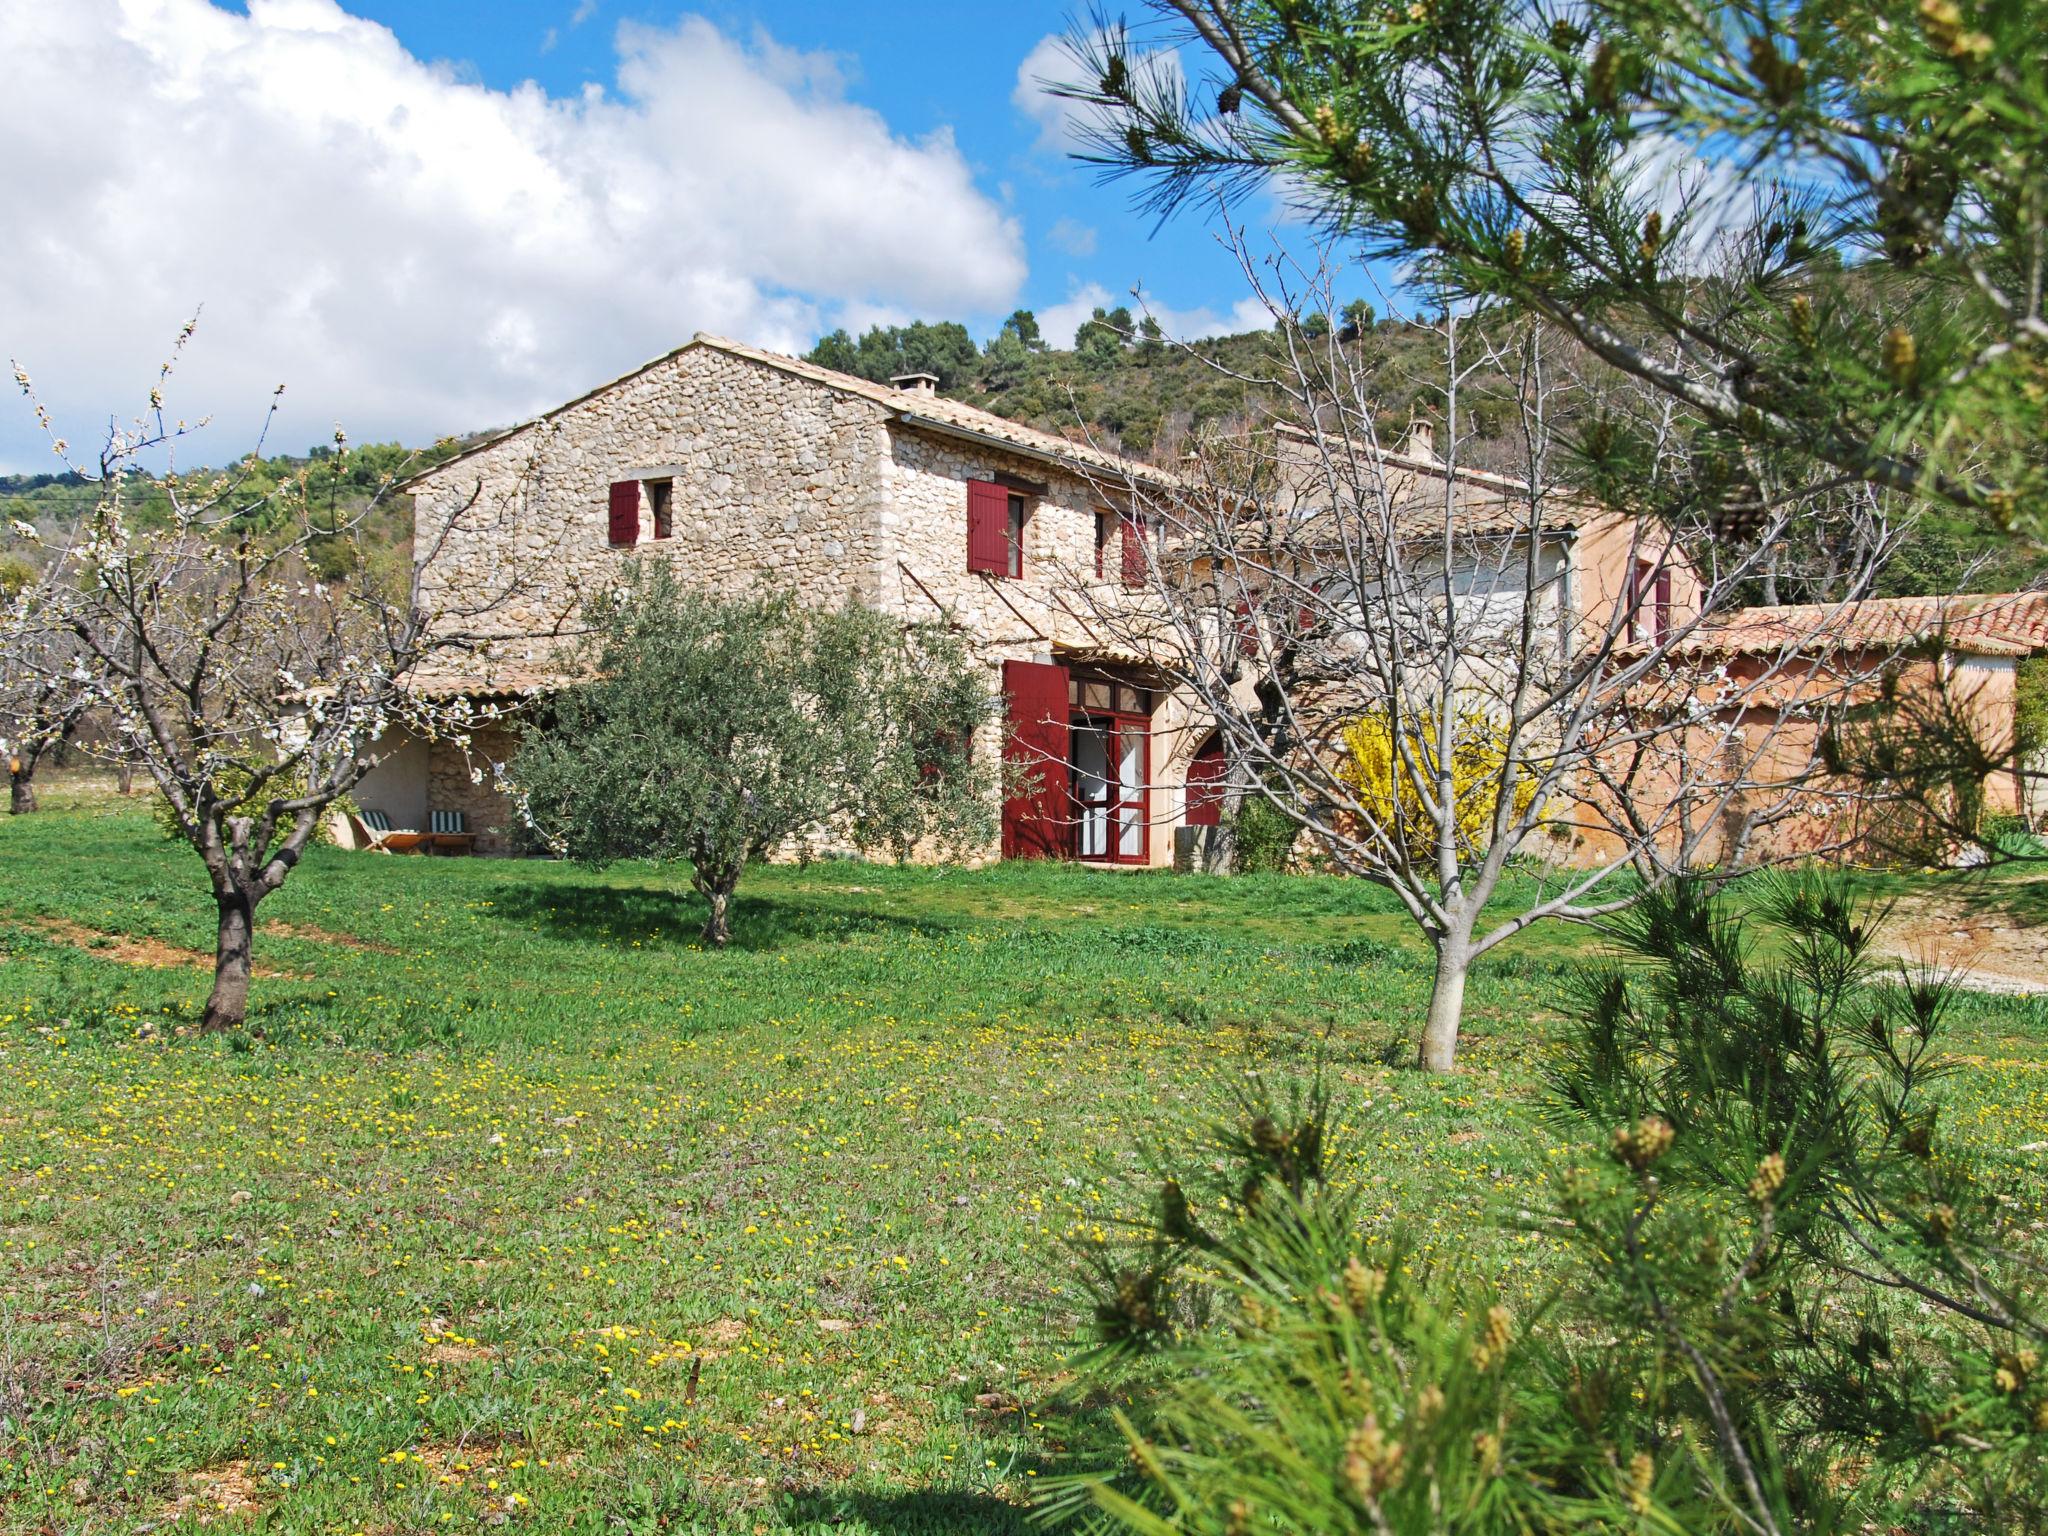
[1335,706,1536,863]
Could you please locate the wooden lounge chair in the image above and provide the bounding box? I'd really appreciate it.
[351,807,428,855]
[428,809,476,857]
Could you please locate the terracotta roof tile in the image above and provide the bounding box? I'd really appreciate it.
[1675,592,2048,660]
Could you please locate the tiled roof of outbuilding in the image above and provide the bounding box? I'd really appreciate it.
[1672,592,2048,661]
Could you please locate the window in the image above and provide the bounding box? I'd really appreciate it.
[1067,672,1151,863]
[967,479,1012,575]
[646,477,674,540]
[1120,512,1152,588]
[1094,510,1111,578]
[1629,558,1674,644]
[1005,492,1027,578]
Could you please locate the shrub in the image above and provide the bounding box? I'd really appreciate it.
[1055,875,2048,1533]
[1335,706,1536,864]
[1231,793,1300,873]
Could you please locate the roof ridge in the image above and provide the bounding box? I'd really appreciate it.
[689,332,1170,482]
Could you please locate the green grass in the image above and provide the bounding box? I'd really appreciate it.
[2,783,2044,1533]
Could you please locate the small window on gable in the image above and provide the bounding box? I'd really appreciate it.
[1120,511,1153,588]
[646,478,674,540]
[1094,510,1111,578]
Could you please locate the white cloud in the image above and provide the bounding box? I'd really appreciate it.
[1039,281,1273,349]
[1047,217,1098,258]
[0,0,1026,469]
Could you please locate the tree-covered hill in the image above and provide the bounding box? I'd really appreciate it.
[8,317,2039,603]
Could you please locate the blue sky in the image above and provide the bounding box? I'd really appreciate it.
[0,0,1310,471]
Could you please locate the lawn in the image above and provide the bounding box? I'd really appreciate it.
[2,782,2045,1534]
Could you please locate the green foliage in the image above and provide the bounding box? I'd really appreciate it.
[0,554,34,598]
[1057,0,2048,532]
[1230,793,1299,874]
[804,320,979,387]
[512,567,997,943]
[1065,874,2048,1533]
[1001,309,1043,350]
[1339,299,1376,340]
[2016,656,2048,757]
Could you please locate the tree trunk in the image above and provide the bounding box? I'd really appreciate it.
[701,885,732,948]
[117,760,134,796]
[202,887,257,1033]
[9,761,35,815]
[1418,937,1471,1073]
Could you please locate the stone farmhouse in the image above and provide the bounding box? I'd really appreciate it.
[347,330,2039,869]
[364,333,1208,861]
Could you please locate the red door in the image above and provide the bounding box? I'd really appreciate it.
[1002,660,1071,858]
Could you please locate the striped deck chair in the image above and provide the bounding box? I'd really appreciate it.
[349,806,428,855]
[428,808,476,856]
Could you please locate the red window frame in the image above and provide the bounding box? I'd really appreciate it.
[1070,678,1151,865]
[968,479,1026,576]
[1120,512,1151,588]
[607,479,640,546]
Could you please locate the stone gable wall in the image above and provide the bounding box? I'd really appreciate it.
[409,345,893,654]
[878,425,1192,864]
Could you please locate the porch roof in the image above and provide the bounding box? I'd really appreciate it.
[398,662,579,703]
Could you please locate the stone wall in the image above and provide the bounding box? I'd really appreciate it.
[404,344,1201,867]
[878,423,1197,864]
[409,344,893,656]
[426,725,524,856]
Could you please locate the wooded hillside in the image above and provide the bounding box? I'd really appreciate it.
[6,317,2039,603]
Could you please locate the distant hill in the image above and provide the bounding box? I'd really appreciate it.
[802,309,1502,468]
[8,320,2038,604]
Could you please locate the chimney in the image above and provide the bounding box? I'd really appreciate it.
[1402,415,1437,462]
[890,371,940,397]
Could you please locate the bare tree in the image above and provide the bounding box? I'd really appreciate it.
[4,325,568,1032]
[1063,257,1896,1070]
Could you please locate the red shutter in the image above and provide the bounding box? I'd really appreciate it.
[1002,659,1071,859]
[967,480,1009,574]
[607,480,640,546]
[1233,599,1259,658]
[1185,744,1226,827]
[1120,513,1147,587]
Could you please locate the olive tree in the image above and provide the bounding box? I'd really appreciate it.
[511,566,999,946]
